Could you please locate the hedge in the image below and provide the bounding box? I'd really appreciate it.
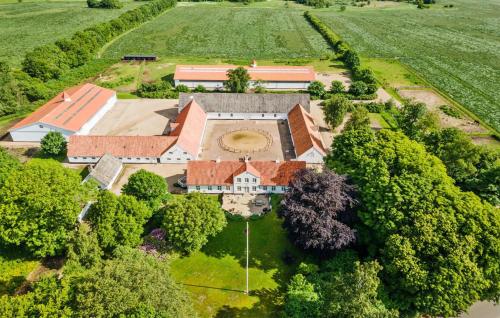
[22,0,177,81]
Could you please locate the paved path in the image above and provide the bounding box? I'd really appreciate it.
[458,302,500,318]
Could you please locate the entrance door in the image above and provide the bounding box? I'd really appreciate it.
[244,187,249,193]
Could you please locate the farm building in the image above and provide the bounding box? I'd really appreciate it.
[174,62,315,90]
[186,159,306,194]
[178,93,310,120]
[83,154,123,190]
[9,84,116,142]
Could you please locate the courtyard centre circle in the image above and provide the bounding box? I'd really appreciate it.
[218,129,273,153]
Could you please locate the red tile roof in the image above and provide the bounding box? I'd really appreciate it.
[288,104,327,157]
[11,84,115,132]
[170,99,207,157]
[174,65,315,82]
[187,160,306,186]
[67,135,178,158]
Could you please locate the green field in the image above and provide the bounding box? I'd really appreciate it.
[102,1,331,60]
[314,0,500,132]
[0,0,142,66]
[170,196,310,317]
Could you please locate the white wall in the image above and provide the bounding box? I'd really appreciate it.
[233,171,260,194]
[175,80,224,89]
[206,112,288,120]
[77,94,117,135]
[10,123,74,142]
[159,145,194,163]
[187,184,287,194]
[175,80,310,90]
[296,148,325,164]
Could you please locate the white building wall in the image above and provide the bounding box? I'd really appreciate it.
[296,148,325,164]
[77,94,117,135]
[206,112,288,120]
[159,145,194,163]
[187,184,287,194]
[233,171,260,194]
[175,80,310,90]
[175,80,224,89]
[10,123,74,142]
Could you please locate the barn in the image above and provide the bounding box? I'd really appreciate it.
[9,84,116,142]
[174,62,315,90]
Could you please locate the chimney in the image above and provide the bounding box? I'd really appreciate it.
[251,59,257,68]
[244,155,250,163]
[216,157,221,163]
[62,91,71,102]
[275,159,280,164]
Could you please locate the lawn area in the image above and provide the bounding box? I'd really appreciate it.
[102,1,331,60]
[0,0,143,66]
[0,246,40,296]
[314,0,500,133]
[170,195,310,317]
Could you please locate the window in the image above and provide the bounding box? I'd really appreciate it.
[263,186,267,190]
[168,152,173,154]
[274,114,277,118]
[208,186,212,190]
[261,114,265,117]
[226,186,231,190]
[245,178,249,182]
[183,152,187,155]
[218,113,221,117]
[82,157,87,159]
[136,158,140,160]
[177,158,180,161]
[252,186,257,191]
[73,157,77,160]
[127,158,131,160]
[145,157,149,160]
[167,158,171,161]
[39,125,44,129]
[187,158,191,160]
[237,178,241,182]
[230,113,234,117]
[91,157,96,160]
[237,186,241,191]
[217,186,222,191]
[252,178,257,183]
[271,186,276,191]
[196,186,200,190]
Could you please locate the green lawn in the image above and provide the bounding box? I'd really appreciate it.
[314,0,500,132]
[170,196,311,317]
[0,0,143,66]
[0,246,40,296]
[102,1,331,60]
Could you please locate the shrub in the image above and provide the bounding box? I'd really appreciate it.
[193,84,206,92]
[40,131,67,156]
[348,81,368,96]
[439,104,462,118]
[330,80,345,94]
[307,80,326,99]
[323,94,353,128]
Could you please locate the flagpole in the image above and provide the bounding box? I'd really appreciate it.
[245,221,249,295]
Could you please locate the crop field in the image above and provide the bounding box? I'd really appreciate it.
[102,1,331,60]
[0,0,142,66]
[314,0,500,132]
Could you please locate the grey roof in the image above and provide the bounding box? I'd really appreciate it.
[88,154,122,188]
[179,93,310,114]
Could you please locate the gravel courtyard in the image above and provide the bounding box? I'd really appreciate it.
[90,99,178,136]
[199,120,295,161]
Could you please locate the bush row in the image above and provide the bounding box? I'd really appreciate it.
[304,11,377,87]
[22,0,177,82]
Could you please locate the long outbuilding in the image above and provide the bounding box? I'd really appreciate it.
[9,84,116,142]
[174,63,315,90]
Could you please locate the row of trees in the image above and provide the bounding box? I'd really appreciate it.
[23,0,176,81]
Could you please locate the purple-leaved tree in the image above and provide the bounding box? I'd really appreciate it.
[280,169,358,251]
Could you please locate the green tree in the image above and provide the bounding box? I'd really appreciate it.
[22,44,68,81]
[284,274,321,318]
[323,95,352,128]
[396,101,439,140]
[0,159,90,257]
[328,130,500,317]
[224,67,250,93]
[0,147,20,186]
[40,131,67,157]
[87,191,152,252]
[66,222,103,269]
[307,81,326,99]
[71,247,196,317]
[330,80,345,94]
[161,192,226,253]
[193,84,206,93]
[344,106,370,132]
[122,169,169,210]
[348,81,367,96]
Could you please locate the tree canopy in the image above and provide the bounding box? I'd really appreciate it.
[122,169,169,210]
[307,81,326,99]
[40,131,67,157]
[161,192,226,254]
[343,106,370,132]
[224,67,250,93]
[86,190,152,252]
[327,129,500,317]
[0,159,93,257]
[323,95,352,129]
[280,169,358,251]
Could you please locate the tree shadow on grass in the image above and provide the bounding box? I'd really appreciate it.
[214,288,283,318]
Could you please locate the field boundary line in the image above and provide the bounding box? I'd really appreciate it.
[97,6,176,58]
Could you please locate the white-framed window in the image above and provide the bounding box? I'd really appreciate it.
[136,158,140,160]
[274,114,277,118]
[237,186,241,191]
[196,186,200,190]
[252,178,257,183]
[167,158,171,160]
[208,186,212,190]
[226,186,231,190]
[218,113,221,117]
[127,157,131,160]
[39,125,44,128]
[263,186,267,190]
[261,114,265,117]
[83,157,87,159]
[169,152,173,154]
[271,186,276,191]
[177,158,181,160]
[230,113,234,117]
[245,178,249,182]
[73,157,77,160]
[217,186,222,191]
[237,178,241,182]
[252,186,257,191]
[183,152,187,155]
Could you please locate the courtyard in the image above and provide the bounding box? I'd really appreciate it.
[90,99,178,136]
[199,119,295,161]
